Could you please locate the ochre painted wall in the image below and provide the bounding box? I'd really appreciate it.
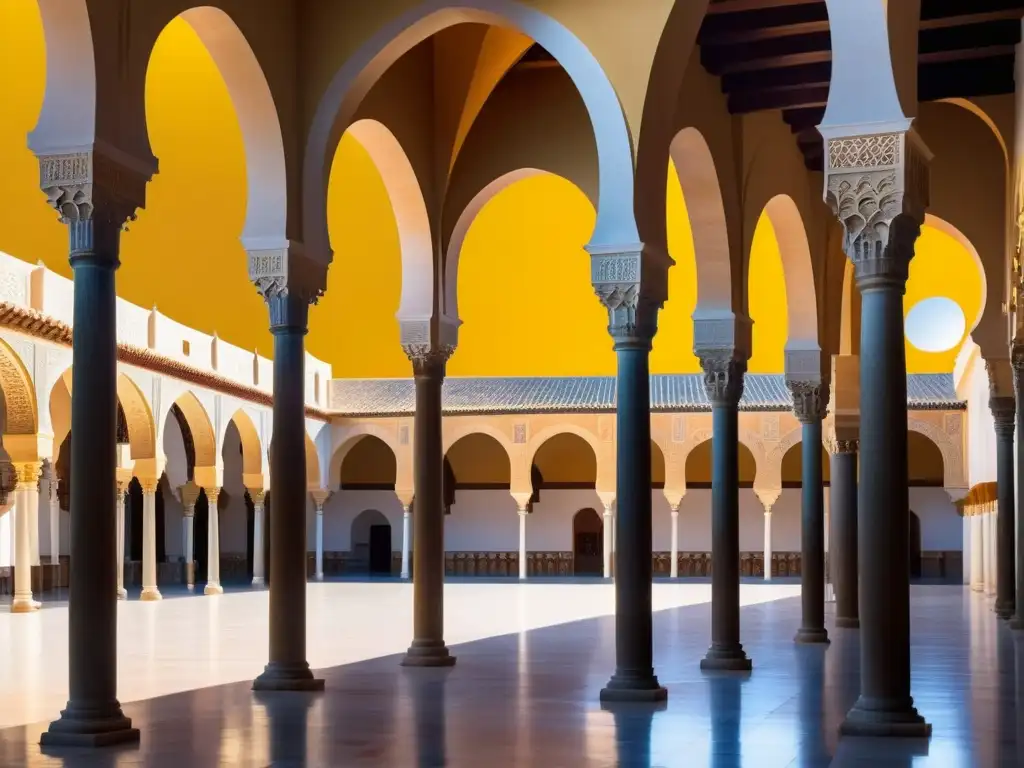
[0,2,984,379]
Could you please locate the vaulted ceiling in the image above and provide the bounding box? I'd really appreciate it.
[698,0,1024,170]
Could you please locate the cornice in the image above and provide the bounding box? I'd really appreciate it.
[0,301,330,422]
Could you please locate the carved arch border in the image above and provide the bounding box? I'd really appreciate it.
[0,337,38,436]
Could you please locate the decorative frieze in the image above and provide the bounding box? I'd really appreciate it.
[827,436,859,455]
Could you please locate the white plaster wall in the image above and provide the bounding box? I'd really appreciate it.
[0,510,12,567]
[162,481,184,560]
[528,489,603,551]
[966,360,997,486]
[446,489,519,551]
[909,487,961,550]
[318,489,405,551]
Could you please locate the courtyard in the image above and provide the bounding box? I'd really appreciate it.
[0,582,1018,766]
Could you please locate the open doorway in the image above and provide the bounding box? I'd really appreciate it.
[572,508,603,576]
[352,509,392,575]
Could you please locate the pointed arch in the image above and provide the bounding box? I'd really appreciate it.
[228,408,263,478]
[0,338,38,437]
[764,195,818,349]
[171,391,216,470]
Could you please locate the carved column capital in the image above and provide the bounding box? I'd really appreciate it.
[823,129,931,290]
[205,487,221,507]
[1012,345,1024,390]
[14,461,41,489]
[827,437,859,455]
[990,396,1016,437]
[588,244,668,348]
[139,477,159,495]
[700,353,746,407]
[789,380,829,424]
[248,488,266,506]
[403,344,454,379]
[249,242,327,332]
[310,489,330,512]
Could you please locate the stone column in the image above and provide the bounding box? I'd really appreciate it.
[594,245,667,703]
[29,472,40,567]
[12,462,41,612]
[252,274,322,691]
[1012,348,1024,630]
[829,438,859,628]
[825,127,931,737]
[177,480,199,592]
[41,147,148,747]
[139,478,161,601]
[762,506,773,582]
[400,505,411,579]
[990,390,1016,619]
[602,501,614,579]
[517,503,528,580]
[970,511,984,592]
[115,482,127,600]
[986,508,998,597]
[699,352,751,672]
[669,504,680,578]
[790,382,829,644]
[250,488,266,587]
[204,488,223,595]
[311,490,329,582]
[401,344,455,667]
[49,473,60,566]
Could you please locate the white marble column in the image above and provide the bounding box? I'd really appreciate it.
[140,478,162,601]
[986,509,998,597]
[518,504,528,580]
[29,474,40,567]
[400,505,411,579]
[205,488,223,595]
[12,462,40,612]
[49,476,60,566]
[314,501,325,582]
[183,504,196,590]
[669,504,680,578]
[763,507,773,582]
[115,481,127,599]
[970,512,984,592]
[251,489,265,586]
[602,502,614,579]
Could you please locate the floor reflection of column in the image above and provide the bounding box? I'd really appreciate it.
[257,691,314,766]
[796,646,829,765]
[609,705,657,767]
[707,676,741,768]
[408,669,450,767]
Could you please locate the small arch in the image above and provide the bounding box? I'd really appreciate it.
[351,509,392,575]
[572,508,603,576]
[445,433,511,489]
[171,392,217,469]
[116,373,157,461]
[651,439,666,488]
[907,430,945,487]
[670,127,732,312]
[330,425,401,486]
[346,119,433,322]
[531,433,597,490]
[228,409,263,478]
[908,418,960,488]
[304,1,638,262]
[779,440,832,486]
[339,435,397,490]
[0,338,39,439]
[684,439,757,488]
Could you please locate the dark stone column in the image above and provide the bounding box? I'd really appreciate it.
[402,347,455,667]
[700,356,751,672]
[839,221,929,738]
[600,329,665,702]
[41,211,139,747]
[829,440,859,629]
[253,292,323,691]
[790,382,829,644]
[1011,350,1024,631]
[990,394,1016,620]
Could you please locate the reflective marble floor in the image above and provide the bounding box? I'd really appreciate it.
[0,582,1019,766]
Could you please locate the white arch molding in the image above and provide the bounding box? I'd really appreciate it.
[303,0,638,269]
[762,195,819,356]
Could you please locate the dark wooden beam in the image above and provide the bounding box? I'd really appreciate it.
[701,33,831,75]
[921,9,1024,29]
[728,83,829,113]
[921,0,1024,22]
[701,19,830,46]
[919,54,1017,100]
[919,44,1017,64]
[919,20,1021,54]
[706,0,822,13]
[782,106,825,133]
[721,60,830,92]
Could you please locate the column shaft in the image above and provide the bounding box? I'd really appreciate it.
[993,405,1015,619]
[400,506,411,579]
[140,485,161,601]
[29,481,40,566]
[602,505,613,579]
[402,352,454,667]
[115,487,127,600]
[987,512,997,596]
[795,417,828,643]
[970,514,984,592]
[829,444,859,628]
[253,292,321,690]
[701,392,750,671]
[184,509,196,590]
[763,510,773,582]
[12,476,37,612]
[1013,353,1024,629]
[600,344,665,701]
[670,508,679,578]
[251,499,265,586]
[205,490,223,595]
[49,481,60,566]
[42,217,139,746]
[314,506,324,581]
[518,509,528,580]
[841,271,928,736]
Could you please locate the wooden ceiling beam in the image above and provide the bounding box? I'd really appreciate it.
[705,0,822,13]
[920,9,1024,29]
[721,60,830,93]
[918,44,1017,64]
[701,19,830,46]
[728,83,829,114]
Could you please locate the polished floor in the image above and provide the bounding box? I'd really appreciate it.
[0,582,1019,766]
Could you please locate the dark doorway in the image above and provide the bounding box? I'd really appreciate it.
[128,478,143,562]
[263,492,272,585]
[244,490,255,582]
[573,508,603,576]
[369,525,392,574]
[194,489,209,583]
[909,510,922,580]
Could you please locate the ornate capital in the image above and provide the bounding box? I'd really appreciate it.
[249,242,327,329]
[990,396,1016,436]
[14,461,41,488]
[139,477,159,495]
[205,487,221,507]
[700,353,746,407]
[588,244,668,348]
[789,380,828,424]
[310,489,330,511]
[403,344,454,379]
[827,436,859,455]
[824,129,930,290]
[1012,345,1024,392]
[248,488,266,506]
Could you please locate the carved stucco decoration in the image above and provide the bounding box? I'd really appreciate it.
[0,339,38,435]
[588,246,667,343]
[907,417,965,489]
[248,243,327,307]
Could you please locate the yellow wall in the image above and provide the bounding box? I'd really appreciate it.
[0,3,984,380]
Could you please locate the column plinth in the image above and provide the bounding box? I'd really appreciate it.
[401,344,455,668]
[252,286,322,692]
[829,439,859,629]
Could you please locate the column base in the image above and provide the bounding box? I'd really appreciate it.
[401,640,456,667]
[40,701,140,748]
[251,576,265,587]
[995,600,1014,620]
[1009,615,1024,631]
[971,584,984,593]
[835,616,860,629]
[700,644,752,672]
[11,597,38,613]
[116,588,127,601]
[839,696,931,738]
[252,662,324,692]
[600,671,668,703]
[794,627,830,644]
[140,588,162,602]
[315,573,324,582]
[204,583,223,596]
